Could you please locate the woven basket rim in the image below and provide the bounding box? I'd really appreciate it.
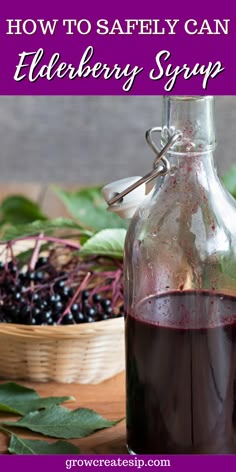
[0,316,124,339]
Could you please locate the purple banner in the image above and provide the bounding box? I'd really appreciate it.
[0,455,236,472]
[0,0,235,94]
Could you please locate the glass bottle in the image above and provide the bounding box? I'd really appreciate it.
[124,96,236,454]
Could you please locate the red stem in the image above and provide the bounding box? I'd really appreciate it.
[57,271,91,323]
[2,235,81,250]
[29,233,43,271]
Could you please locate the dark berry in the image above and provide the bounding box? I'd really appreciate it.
[87,316,95,323]
[82,290,90,301]
[35,297,49,310]
[52,312,61,322]
[73,312,85,323]
[54,280,65,291]
[35,257,48,269]
[100,313,109,320]
[19,296,26,305]
[71,303,79,315]
[50,293,61,303]
[5,304,16,315]
[31,317,36,325]
[92,293,102,303]
[26,271,36,281]
[6,284,17,295]
[33,307,41,317]
[53,301,63,313]
[60,287,70,300]
[101,299,111,308]
[67,288,74,297]
[85,306,97,317]
[18,272,27,285]
[35,271,45,282]
[36,302,47,311]
[0,261,4,271]
[5,305,19,322]
[29,292,39,302]
[62,313,74,325]
[16,283,24,293]
[12,292,21,302]
[21,306,31,323]
[8,261,17,274]
[35,310,52,324]
[47,317,54,325]
[104,306,113,315]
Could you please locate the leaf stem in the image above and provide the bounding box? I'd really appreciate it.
[0,425,12,435]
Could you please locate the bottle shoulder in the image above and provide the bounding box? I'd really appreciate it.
[126,173,236,246]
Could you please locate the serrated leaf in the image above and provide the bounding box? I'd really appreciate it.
[79,229,126,259]
[0,195,47,225]
[222,165,236,198]
[53,186,128,231]
[0,218,91,241]
[8,434,80,455]
[0,382,74,415]
[3,405,120,438]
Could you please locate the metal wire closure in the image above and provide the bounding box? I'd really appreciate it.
[107,127,182,207]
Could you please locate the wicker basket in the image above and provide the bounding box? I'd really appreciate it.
[0,317,125,384]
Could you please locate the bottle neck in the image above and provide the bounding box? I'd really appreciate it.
[161,96,216,154]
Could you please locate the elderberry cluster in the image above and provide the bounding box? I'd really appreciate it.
[0,257,124,326]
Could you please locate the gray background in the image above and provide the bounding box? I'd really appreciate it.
[0,96,234,183]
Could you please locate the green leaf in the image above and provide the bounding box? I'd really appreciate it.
[53,186,128,231]
[79,229,126,259]
[15,243,50,264]
[222,165,236,198]
[0,195,47,225]
[0,218,91,241]
[3,405,120,438]
[220,254,236,279]
[8,434,80,455]
[0,382,74,416]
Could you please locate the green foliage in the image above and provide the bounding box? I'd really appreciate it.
[222,165,236,198]
[0,195,47,225]
[0,382,74,416]
[0,218,91,241]
[0,382,122,455]
[8,435,81,455]
[53,186,128,231]
[3,405,120,439]
[79,229,126,259]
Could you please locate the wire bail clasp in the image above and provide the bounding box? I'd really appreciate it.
[102,127,182,219]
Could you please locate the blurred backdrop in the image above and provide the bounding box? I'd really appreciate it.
[0,96,234,184]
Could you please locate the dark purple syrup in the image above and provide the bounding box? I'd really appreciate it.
[126,291,236,454]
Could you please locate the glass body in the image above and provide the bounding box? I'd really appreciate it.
[124,96,236,454]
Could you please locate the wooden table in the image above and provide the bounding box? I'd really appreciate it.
[0,372,126,455]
